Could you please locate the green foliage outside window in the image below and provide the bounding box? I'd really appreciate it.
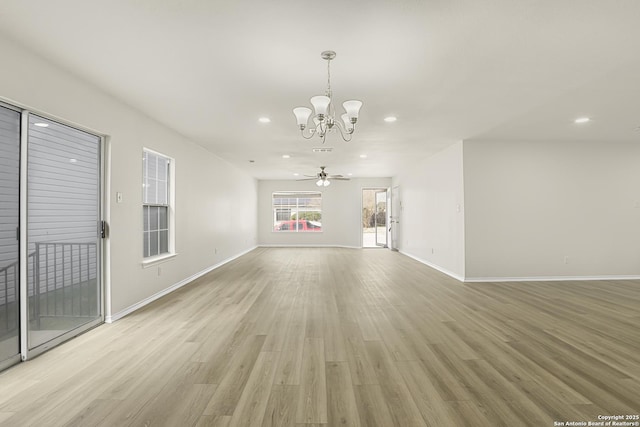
[292,211,321,221]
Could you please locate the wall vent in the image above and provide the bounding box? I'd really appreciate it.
[312,147,333,153]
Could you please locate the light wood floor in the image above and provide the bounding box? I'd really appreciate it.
[0,248,639,426]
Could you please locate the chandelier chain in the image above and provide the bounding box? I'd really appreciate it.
[326,58,332,96]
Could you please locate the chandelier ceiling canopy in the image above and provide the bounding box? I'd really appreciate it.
[293,51,363,143]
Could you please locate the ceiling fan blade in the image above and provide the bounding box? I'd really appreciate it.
[296,178,317,181]
[303,174,317,178]
[327,174,344,178]
[331,177,350,180]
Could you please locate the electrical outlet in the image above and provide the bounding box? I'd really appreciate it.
[116,192,123,203]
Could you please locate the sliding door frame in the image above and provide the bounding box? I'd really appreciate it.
[0,102,22,371]
[12,108,106,363]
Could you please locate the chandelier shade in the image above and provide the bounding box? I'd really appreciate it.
[293,51,362,143]
[343,100,363,121]
[310,96,331,116]
[293,107,312,126]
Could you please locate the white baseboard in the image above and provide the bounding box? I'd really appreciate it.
[464,275,640,283]
[258,244,361,249]
[398,250,466,282]
[395,250,640,283]
[105,246,257,323]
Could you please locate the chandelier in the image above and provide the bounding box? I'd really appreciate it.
[293,51,363,143]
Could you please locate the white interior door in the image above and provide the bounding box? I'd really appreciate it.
[390,185,400,251]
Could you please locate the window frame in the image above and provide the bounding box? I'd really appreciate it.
[142,148,176,266]
[272,191,323,233]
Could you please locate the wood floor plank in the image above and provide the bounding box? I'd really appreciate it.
[262,292,297,352]
[273,303,306,386]
[326,361,361,427]
[63,399,122,427]
[353,384,395,427]
[0,247,638,425]
[396,360,456,426]
[323,317,348,362]
[343,336,379,386]
[295,338,327,424]
[196,415,232,427]
[261,385,298,427]
[364,340,426,426]
[443,401,495,427]
[202,335,266,416]
[229,351,279,427]
[131,383,217,426]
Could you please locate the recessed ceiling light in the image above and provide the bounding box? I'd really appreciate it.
[384,116,397,123]
[574,117,590,124]
[348,173,353,176]
[258,117,271,123]
[69,158,77,163]
[34,122,49,127]
[282,154,291,159]
[293,173,299,176]
[359,154,367,159]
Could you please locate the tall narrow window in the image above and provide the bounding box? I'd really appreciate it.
[143,149,172,258]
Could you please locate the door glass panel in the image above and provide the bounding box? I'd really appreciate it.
[27,115,101,350]
[0,106,20,364]
[390,186,400,250]
[375,190,387,247]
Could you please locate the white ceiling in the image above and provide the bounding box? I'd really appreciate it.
[1,0,639,179]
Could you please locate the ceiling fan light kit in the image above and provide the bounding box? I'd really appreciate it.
[298,166,350,187]
[293,51,363,143]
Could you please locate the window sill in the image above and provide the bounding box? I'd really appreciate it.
[142,253,178,268]
[271,231,324,233]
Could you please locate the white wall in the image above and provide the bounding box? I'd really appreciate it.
[392,142,466,279]
[464,139,640,280]
[0,34,257,318]
[258,178,391,248]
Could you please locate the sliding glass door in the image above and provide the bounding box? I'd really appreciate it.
[0,105,102,368]
[26,114,102,353]
[0,106,20,369]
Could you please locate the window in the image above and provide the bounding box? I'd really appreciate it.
[143,149,174,259]
[273,192,322,232]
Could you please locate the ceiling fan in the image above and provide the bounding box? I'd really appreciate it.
[297,166,350,187]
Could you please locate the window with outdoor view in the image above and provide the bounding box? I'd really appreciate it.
[272,192,322,232]
[143,149,174,258]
